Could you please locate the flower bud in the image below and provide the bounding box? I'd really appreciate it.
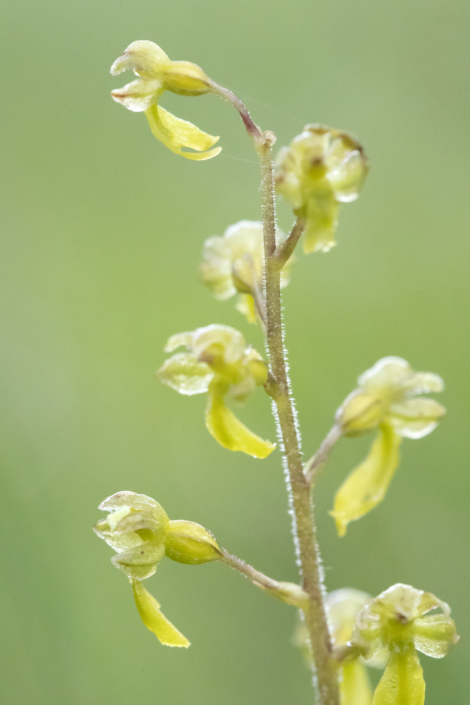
[165,520,222,564]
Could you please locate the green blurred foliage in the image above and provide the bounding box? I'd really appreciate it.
[1,0,469,703]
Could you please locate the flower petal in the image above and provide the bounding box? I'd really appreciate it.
[200,236,235,300]
[302,194,338,254]
[112,544,164,580]
[205,392,275,458]
[236,293,257,323]
[389,398,446,439]
[330,424,401,536]
[98,491,167,514]
[111,79,163,112]
[358,357,411,391]
[341,661,373,705]
[413,615,458,658]
[327,588,373,646]
[372,649,425,705]
[145,104,221,160]
[110,40,170,78]
[399,372,444,396]
[132,580,190,647]
[157,352,213,395]
[416,591,451,618]
[190,325,246,365]
[326,135,369,203]
[164,331,195,353]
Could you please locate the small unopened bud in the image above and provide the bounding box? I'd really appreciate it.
[165,520,222,565]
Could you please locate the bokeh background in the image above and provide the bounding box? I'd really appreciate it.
[1,0,469,703]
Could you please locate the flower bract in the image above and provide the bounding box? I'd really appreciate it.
[111,41,221,160]
[94,491,222,647]
[158,325,275,458]
[331,357,445,536]
[352,584,458,705]
[274,124,369,253]
[200,220,293,323]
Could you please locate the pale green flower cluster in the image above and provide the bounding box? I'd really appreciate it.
[99,38,459,705]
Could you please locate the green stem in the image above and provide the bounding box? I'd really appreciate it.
[272,216,306,268]
[257,141,340,705]
[304,425,342,486]
[220,548,308,608]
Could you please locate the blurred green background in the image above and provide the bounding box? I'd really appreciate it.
[1,0,469,703]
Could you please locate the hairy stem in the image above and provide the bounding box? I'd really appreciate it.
[220,549,308,607]
[210,82,264,145]
[257,142,340,705]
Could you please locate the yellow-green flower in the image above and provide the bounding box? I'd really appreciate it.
[274,124,369,253]
[331,357,445,536]
[200,220,293,324]
[327,589,387,705]
[352,584,458,705]
[158,325,275,458]
[111,41,221,160]
[94,491,222,647]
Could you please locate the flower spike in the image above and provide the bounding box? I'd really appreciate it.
[111,40,221,160]
[331,357,445,535]
[158,325,275,458]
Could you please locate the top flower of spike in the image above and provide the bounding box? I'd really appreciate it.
[274,125,369,253]
[111,41,222,160]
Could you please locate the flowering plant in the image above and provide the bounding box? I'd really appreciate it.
[94,39,458,705]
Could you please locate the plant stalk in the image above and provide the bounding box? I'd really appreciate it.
[257,141,340,705]
[304,425,342,486]
[220,549,308,608]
